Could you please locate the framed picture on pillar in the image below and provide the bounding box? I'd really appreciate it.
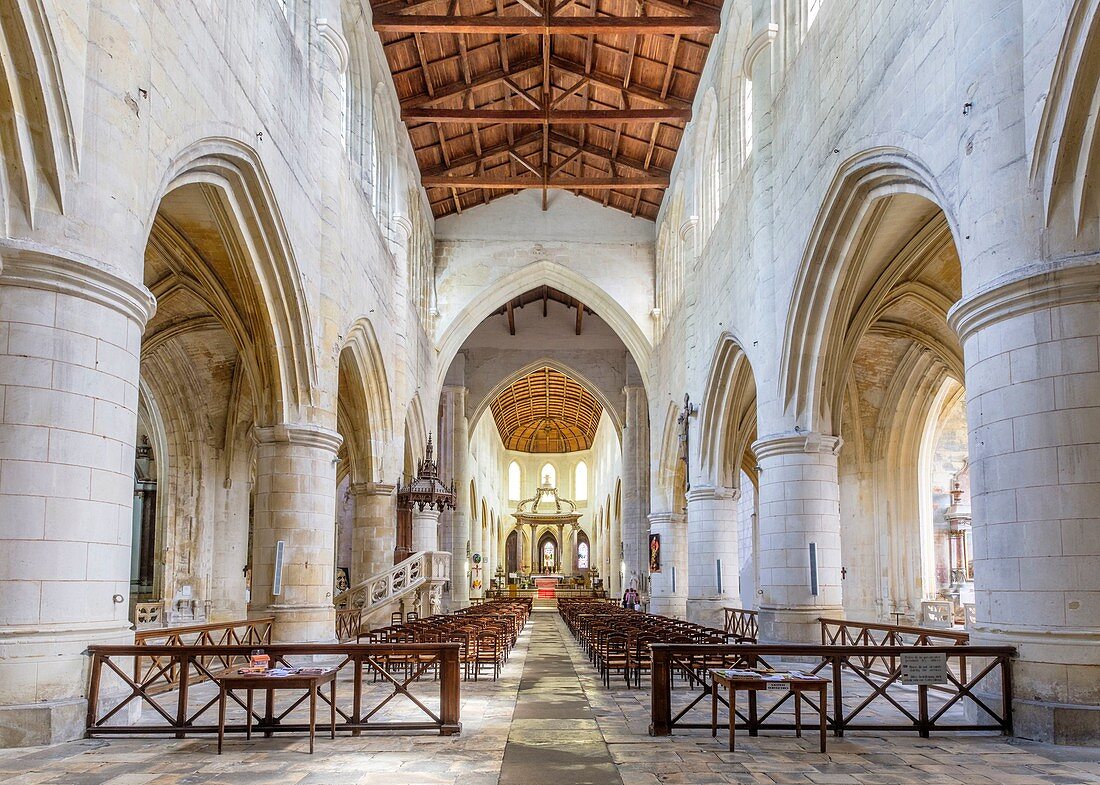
[648,533,661,573]
[335,566,350,593]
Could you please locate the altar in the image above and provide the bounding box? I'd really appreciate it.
[534,575,564,598]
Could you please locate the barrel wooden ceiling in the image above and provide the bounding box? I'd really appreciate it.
[370,0,724,219]
[491,367,603,452]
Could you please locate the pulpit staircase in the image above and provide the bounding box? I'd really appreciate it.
[333,550,451,640]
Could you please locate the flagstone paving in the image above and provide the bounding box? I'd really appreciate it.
[0,612,1097,785]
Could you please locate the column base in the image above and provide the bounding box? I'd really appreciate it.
[759,606,843,644]
[0,698,87,748]
[648,595,686,619]
[0,621,135,748]
[686,598,731,629]
[259,604,336,643]
[970,625,1100,746]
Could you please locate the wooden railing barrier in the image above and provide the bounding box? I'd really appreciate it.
[722,608,759,642]
[649,643,1013,739]
[87,642,462,739]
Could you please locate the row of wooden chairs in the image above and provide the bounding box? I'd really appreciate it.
[360,599,531,682]
[559,599,733,689]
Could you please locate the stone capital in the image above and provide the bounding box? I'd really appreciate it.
[349,481,396,497]
[751,431,842,461]
[253,423,344,453]
[314,17,350,74]
[685,485,741,504]
[0,243,157,326]
[648,511,686,527]
[947,258,1100,342]
[742,22,779,75]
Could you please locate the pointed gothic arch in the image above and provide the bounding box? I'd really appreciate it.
[436,259,653,389]
[780,147,959,432]
[698,334,759,489]
[147,137,317,425]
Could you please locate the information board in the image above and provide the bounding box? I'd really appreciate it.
[899,652,949,685]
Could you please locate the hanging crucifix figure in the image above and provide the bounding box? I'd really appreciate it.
[677,393,697,492]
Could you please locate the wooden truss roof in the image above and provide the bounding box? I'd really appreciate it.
[371,0,723,219]
[496,285,592,334]
[491,366,603,452]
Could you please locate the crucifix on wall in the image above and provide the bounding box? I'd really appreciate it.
[677,393,697,492]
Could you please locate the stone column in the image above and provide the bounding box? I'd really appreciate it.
[647,512,686,617]
[563,525,574,576]
[441,386,470,606]
[686,486,740,628]
[609,512,622,598]
[351,482,396,584]
[0,249,155,746]
[622,384,650,591]
[470,512,483,599]
[950,263,1100,744]
[411,507,441,553]
[751,432,844,643]
[251,424,342,643]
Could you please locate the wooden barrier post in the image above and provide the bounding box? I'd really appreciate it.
[440,643,462,735]
[649,645,672,736]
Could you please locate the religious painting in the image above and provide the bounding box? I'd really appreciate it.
[649,533,661,573]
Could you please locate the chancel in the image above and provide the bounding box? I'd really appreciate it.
[0,0,1098,781]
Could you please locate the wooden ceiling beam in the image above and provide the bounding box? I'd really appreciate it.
[422,174,668,189]
[420,129,543,177]
[549,56,689,109]
[373,14,719,34]
[548,130,671,176]
[404,107,690,123]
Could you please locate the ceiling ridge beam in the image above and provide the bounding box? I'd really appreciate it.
[373,14,719,34]
[423,174,668,189]
[404,107,691,123]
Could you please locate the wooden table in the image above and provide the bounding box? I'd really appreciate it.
[709,669,829,752]
[216,669,337,754]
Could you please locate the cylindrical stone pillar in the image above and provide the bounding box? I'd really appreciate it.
[411,507,441,553]
[441,386,470,607]
[0,249,155,746]
[610,511,623,597]
[351,482,396,584]
[686,486,740,627]
[470,514,484,599]
[950,263,1100,744]
[251,424,342,642]
[647,512,686,617]
[751,432,844,643]
[622,385,649,592]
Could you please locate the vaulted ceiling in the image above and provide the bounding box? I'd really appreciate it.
[371,0,723,219]
[491,367,603,452]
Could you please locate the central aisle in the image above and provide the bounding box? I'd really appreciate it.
[498,613,625,785]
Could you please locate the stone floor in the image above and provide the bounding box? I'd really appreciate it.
[0,612,1098,785]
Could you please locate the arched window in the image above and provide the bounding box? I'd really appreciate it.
[574,461,588,501]
[370,86,393,235]
[807,0,822,29]
[508,461,522,500]
[540,463,557,488]
[742,78,754,158]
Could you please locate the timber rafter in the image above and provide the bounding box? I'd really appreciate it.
[373,0,724,219]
